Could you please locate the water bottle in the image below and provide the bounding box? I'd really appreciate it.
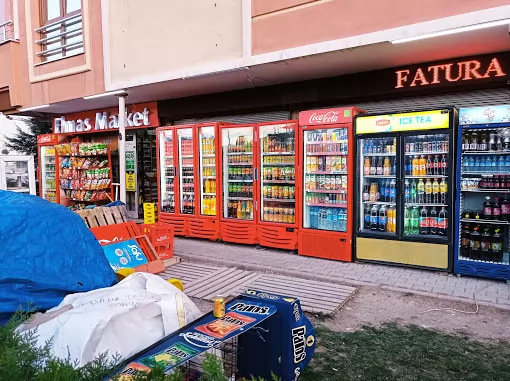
[480,156,487,173]
[506,156,510,169]
[497,156,505,172]
[491,156,497,173]
[332,209,339,231]
[342,210,347,231]
[317,209,323,230]
[463,157,470,173]
[468,156,474,172]
[326,209,333,231]
[310,207,316,229]
[473,156,480,172]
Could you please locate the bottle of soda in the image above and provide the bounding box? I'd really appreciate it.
[493,196,501,220]
[419,206,429,235]
[389,179,396,203]
[480,227,492,261]
[437,207,448,236]
[404,179,410,203]
[376,157,383,175]
[424,179,432,204]
[433,155,439,175]
[469,225,481,259]
[500,196,510,222]
[439,179,448,204]
[417,179,425,203]
[411,207,420,235]
[384,180,391,202]
[364,204,371,230]
[404,207,411,235]
[410,180,417,203]
[492,226,503,263]
[378,205,387,232]
[483,196,493,220]
[441,154,448,176]
[370,205,379,231]
[460,222,470,258]
[426,155,432,175]
[432,178,439,204]
[406,157,412,175]
[429,207,438,235]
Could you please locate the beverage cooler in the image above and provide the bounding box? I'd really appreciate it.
[219,124,258,244]
[257,121,298,250]
[218,121,299,249]
[157,124,224,239]
[354,108,456,270]
[297,107,364,261]
[455,106,510,281]
[37,134,60,203]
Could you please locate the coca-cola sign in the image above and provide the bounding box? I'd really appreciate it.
[37,134,58,144]
[309,111,340,124]
[299,107,357,126]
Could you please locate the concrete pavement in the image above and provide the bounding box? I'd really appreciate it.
[174,238,510,310]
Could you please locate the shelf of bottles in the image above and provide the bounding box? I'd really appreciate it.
[360,137,397,235]
[223,127,254,220]
[458,128,510,265]
[260,124,296,224]
[199,126,217,216]
[159,130,175,213]
[304,128,348,232]
[41,146,57,203]
[403,134,449,239]
[178,128,195,215]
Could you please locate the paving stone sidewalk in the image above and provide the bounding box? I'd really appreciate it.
[174,237,510,309]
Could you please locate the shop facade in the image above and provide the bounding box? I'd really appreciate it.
[38,102,160,218]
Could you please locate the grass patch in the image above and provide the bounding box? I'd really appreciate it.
[302,323,510,381]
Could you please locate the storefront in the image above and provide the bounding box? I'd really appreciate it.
[38,102,160,218]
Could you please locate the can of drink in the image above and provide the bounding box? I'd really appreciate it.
[427,142,432,152]
[438,141,444,152]
[409,142,415,153]
[213,296,226,318]
[444,141,449,153]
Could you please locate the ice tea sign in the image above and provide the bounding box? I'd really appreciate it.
[395,57,506,89]
[356,110,450,134]
[53,102,159,134]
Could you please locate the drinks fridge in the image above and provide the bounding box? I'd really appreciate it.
[157,123,224,240]
[218,121,299,248]
[258,121,299,249]
[355,108,456,270]
[455,106,510,281]
[219,124,258,244]
[38,134,60,203]
[298,107,364,261]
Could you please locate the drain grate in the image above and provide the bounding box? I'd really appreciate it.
[161,262,356,315]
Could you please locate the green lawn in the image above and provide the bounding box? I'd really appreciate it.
[302,324,510,381]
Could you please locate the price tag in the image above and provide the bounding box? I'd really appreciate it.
[144,202,156,224]
[126,173,136,192]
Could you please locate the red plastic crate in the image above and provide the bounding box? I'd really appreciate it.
[137,223,174,260]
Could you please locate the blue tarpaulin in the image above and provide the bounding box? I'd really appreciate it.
[0,191,117,323]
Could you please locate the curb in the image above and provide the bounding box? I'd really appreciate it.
[176,252,510,312]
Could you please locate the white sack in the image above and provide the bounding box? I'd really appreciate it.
[17,272,202,366]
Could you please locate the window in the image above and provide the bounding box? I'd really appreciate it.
[38,0,83,62]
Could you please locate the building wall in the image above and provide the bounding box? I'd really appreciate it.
[105,0,243,84]
[0,0,12,23]
[0,0,105,112]
[252,0,510,54]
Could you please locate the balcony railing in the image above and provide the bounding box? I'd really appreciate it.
[0,20,14,44]
[34,13,83,62]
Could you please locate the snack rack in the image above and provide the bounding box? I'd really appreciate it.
[55,142,114,206]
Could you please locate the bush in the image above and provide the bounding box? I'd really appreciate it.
[0,312,280,381]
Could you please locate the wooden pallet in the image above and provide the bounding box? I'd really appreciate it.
[76,205,129,228]
[159,262,356,315]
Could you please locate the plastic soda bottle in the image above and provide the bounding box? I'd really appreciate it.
[417,179,425,203]
[404,207,411,235]
[411,207,420,235]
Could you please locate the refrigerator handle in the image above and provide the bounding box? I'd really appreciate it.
[254,200,258,211]
[254,168,258,181]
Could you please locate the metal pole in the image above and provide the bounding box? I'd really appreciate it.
[117,94,127,204]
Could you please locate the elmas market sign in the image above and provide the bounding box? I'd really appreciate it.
[53,102,159,134]
[395,57,507,89]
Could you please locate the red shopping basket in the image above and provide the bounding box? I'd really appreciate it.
[137,223,174,260]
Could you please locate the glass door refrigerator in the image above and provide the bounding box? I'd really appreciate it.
[219,124,258,244]
[257,120,299,250]
[190,123,222,240]
[355,108,456,270]
[157,126,189,236]
[455,106,510,281]
[37,134,60,203]
[297,107,363,261]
